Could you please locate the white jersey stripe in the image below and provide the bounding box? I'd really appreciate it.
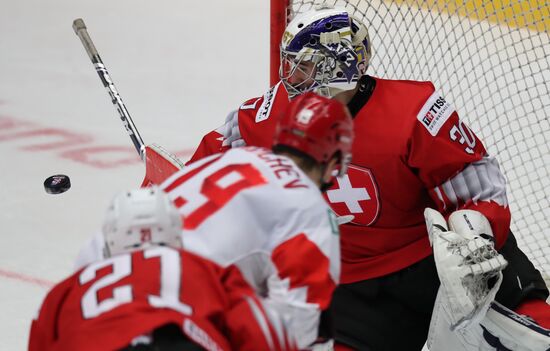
[439,156,508,207]
[245,296,276,350]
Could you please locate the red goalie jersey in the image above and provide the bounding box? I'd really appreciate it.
[29,247,295,351]
[187,77,511,284]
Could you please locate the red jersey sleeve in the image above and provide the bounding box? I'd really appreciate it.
[186,82,290,166]
[408,86,511,246]
[186,128,225,165]
[221,265,297,351]
[29,279,72,351]
[236,82,290,149]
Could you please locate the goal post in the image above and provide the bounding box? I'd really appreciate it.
[270,0,550,285]
[270,0,288,85]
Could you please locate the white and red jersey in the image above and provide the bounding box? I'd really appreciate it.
[186,77,511,284]
[160,146,341,348]
[30,247,295,351]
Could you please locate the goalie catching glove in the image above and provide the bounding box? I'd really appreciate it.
[424,208,508,330]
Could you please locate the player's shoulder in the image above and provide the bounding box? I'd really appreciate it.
[37,268,82,312]
[179,248,224,277]
[234,82,290,148]
[369,77,454,132]
[238,81,289,123]
[220,147,326,215]
[229,146,320,192]
[373,76,436,101]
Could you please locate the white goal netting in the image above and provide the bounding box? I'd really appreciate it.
[282,0,550,285]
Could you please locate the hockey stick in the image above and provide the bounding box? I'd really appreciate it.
[72,18,146,161]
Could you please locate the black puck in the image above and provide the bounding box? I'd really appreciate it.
[44,174,71,194]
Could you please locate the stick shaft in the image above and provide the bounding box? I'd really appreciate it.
[73,18,146,161]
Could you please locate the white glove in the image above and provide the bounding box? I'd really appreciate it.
[424,208,508,331]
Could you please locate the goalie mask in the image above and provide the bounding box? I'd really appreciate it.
[280,7,371,98]
[102,186,182,257]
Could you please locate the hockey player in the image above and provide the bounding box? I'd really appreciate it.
[184,7,550,351]
[29,187,295,351]
[158,92,353,349]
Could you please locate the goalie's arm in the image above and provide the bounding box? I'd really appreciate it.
[428,155,511,247]
[186,108,245,165]
[186,128,225,165]
[407,97,511,246]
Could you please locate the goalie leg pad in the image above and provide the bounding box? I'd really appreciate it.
[515,299,550,329]
[481,301,550,351]
[426,294,550,351]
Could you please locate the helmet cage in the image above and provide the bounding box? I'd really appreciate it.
[279,9,370,98]
[280,49,323,98]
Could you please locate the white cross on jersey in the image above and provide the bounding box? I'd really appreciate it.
[326,175,370,213]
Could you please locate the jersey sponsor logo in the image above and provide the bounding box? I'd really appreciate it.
[324,165,380,226]
[255,82,281,123]
[417,91,455,136]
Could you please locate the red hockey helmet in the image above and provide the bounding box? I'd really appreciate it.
[273,92,354,176]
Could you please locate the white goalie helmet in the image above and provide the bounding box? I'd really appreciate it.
[280,7,371,98]
[102,186,182,257]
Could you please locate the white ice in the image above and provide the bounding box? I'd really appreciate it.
[0,0,268,349]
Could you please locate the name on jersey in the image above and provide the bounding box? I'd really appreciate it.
[183,319,223,351]
[255,82,281,123]
[417,91,454,136]
[249,147,309,189]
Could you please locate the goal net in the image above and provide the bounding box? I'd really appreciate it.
[271,0,550,285]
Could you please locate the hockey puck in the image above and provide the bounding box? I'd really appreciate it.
[44,174,71,194]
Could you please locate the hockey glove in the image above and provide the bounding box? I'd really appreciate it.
[424,208,508,330]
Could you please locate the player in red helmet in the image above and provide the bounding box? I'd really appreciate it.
[273,91,353,185]
[79,94,354,349]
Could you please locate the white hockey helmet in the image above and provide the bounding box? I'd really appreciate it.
[102,186,182,257]
[280,7,371,98]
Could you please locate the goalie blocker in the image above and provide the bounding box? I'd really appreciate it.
[331,219,549,350]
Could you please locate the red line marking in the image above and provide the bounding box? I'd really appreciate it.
[0,268,55,289]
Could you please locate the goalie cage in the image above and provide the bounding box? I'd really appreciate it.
[270,0,550,287]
